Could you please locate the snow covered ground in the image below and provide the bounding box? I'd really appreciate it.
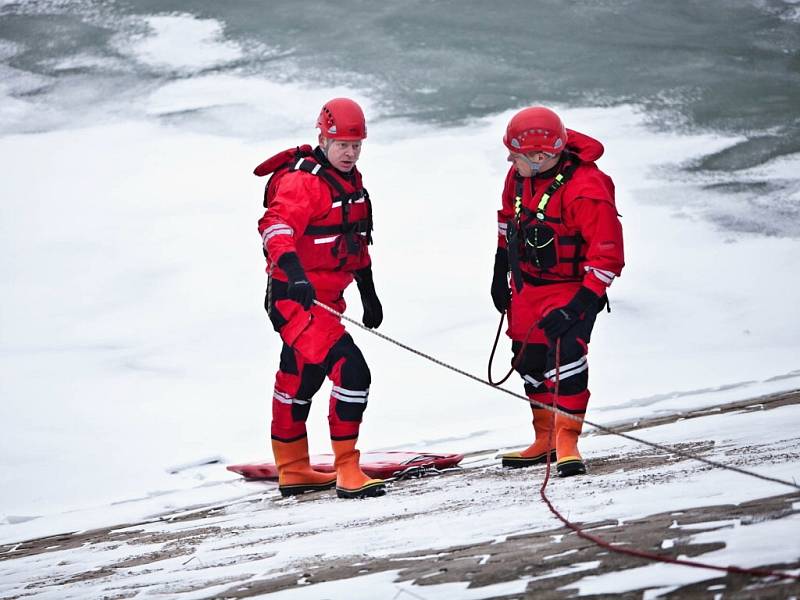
[2,10,800,598]
[1,392,799,598]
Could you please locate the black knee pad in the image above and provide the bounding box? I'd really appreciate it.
[279,344,298,375]
[553,334,585,365]
[335,400,366,422]
[555,369,589,396]
[512,342,548,393]
[296,362,326,401]
[326,334,371,390]
[291,400,312,422]
[327,334,370,422]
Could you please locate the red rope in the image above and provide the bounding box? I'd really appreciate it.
[539,339,800,583]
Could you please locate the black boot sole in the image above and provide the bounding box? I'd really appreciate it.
[336,481,387,499]
[502,450,558,469]
[556,459,587,477]
[279,480,337,497]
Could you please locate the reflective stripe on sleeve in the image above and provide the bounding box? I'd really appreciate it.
[262,224,294,243]
[585,266,615,285]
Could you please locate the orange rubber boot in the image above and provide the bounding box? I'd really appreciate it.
[555,412,587,477]
[332,439,386,499]
[272,438,337,497]
[501,408,557,468]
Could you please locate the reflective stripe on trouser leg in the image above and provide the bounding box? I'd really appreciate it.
[325,334,371,440]
[512,341,549,396]
[328,386,369,440]
[271,344,327,442]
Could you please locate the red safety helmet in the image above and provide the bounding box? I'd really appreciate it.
[316,98,367,140]
[503,106,566,154]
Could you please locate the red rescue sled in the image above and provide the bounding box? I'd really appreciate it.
[227,451,464,480]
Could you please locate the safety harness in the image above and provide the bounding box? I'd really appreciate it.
[288,155,374,254]
[506,153,585,292]
[259,146,374,265]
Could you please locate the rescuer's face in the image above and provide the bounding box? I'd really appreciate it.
[508,150,560,178]
[321,137,362,172]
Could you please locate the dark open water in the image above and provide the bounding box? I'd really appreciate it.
[2,0,799,234]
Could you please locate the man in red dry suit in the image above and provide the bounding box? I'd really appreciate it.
[255,98,385,498]
[492,106,624,477]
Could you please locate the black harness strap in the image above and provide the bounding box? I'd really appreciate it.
[521,271,583,286]
[289,158,374,259]
[558,233,586,277]
[507,154,581,291]
[304,220,372,236]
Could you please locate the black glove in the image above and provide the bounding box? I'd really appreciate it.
[539,287,599,339]
[355,266,383,329]
[491,248,511,313]
[278,252,315,310]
